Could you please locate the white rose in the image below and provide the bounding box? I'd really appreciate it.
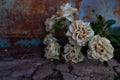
[66,20,94,46]
[45,15,57,32]
[57,3,77,21]
[63,44,84,63]
[45,42,61,60]
[88,35,114,62]
[43,34,57,45]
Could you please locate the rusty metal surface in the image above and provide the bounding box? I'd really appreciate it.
[0,0,119,37]
[0,0,120,48]
[0,0,70,37]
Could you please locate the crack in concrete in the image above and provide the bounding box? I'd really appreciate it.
[68,64,74,73]
[30,65,40,80]
[42,68,64,80]
[19,75,26,80]
[30,61,50,80]
[0,59,119,80]
[113,66,120,80]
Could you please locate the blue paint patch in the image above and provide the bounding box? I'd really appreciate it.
[79,1,86,19]
[0,39,11,48]
[79,0,119,27]
[5,0,15,9]
[15,40,30,47]
[30,38,43,46]
[15,38,43,47]
[0,10,7,27]
[0,11,7,20]
[70,1,75,7]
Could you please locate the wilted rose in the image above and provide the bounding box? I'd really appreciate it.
[45,42,61,60]
[66,20,94,46]
[43,34,57,45]
[63,44,84,63]
[57,3,77,21]
[88,35,114,62]
[45,15,57,32]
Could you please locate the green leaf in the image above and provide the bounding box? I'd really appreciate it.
[90,22,102,34]
[50,19,66,33]
[105,19,116,26]
[97,15,103,21]
[108,27,120,36]
[109,33,120,43]
[90,11,105,35]
[105,31,120,44]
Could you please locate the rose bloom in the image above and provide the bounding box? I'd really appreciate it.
[66,20,94,46]
[43,34,57,45]
[63,44,84,63]
[56,3,77,21]
[44,42,61,60]
[45,15,57,32]
[88,35,114,62]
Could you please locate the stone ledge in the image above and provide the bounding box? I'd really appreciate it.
[0,58,120,80]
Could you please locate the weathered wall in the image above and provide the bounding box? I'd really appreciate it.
[0,0,120,48]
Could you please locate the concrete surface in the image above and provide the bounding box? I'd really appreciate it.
[0,58,120,80]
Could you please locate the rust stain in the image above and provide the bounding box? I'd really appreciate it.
[74,0,83,19]
[114,9,120,15]
[29,0,47,15]
[0,0,74,38]
[0,0,120,38]
[82,15,91,20]
[75,0,82,10]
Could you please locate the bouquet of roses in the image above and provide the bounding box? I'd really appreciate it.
[43,3,119,64]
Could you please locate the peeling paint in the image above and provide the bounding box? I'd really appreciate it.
[15,38,43,47]
[0,39,11,48]
[0,0,119,34]
[0,0,120,48]
[79,0,120,27]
